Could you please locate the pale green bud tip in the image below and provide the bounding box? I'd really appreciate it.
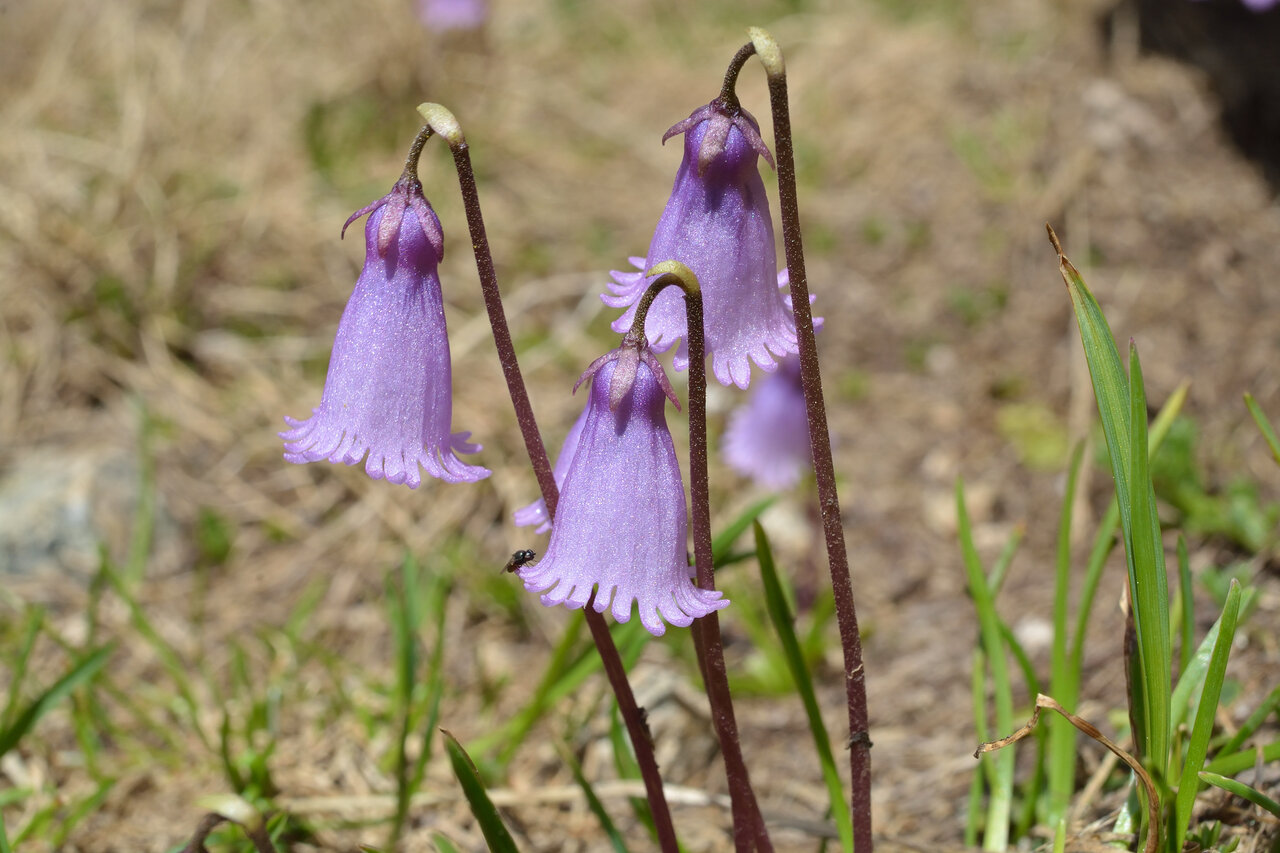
[195,794,264,832]
[416,102,465,146]
[748,27,784,77]
[646,260,700,295]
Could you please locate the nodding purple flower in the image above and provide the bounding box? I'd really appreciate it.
[518,344,728,636]
[603,101,802,389]
[415,0,487,30]
[512,405,589,534]
[722,268,821,489]
[281,176,489,488]
[723,353,811,490]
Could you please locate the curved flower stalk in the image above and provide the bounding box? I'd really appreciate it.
[603,101,801,389]
[512,404,589,534]
[518,345,727,636]
[282,149,488,488]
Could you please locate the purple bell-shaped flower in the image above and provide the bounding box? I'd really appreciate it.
[723,353,811,490]
[603,101,801,389]
[281,176,489,488]
[415,0,488,30]
[518,343,728,636]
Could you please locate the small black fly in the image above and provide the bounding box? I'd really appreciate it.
[503,549,537,573]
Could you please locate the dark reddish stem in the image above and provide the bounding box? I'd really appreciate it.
[429,122,680,853]
[717,43,755,112]
[632,273,772,852]
[740,35,874,851]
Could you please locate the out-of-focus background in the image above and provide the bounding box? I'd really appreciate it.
[2,0,1278,850]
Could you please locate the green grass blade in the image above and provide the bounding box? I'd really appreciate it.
[1055,232,1132,521]
[754,521,853,852]
[998,622,1042,699]
[0,644,112,759]
[1047,443,1085,827]
[1203,739,1280,776]
[1174,580,1241,852]
[1170,604,1231,731]
[958,478,1015,851]
[1,607,45,730]
[712,496,776,566]
[443,730,520,853]
[1243,393,1280,465]
[411,574,451,791]
[1176,538,1193,677]
[558,743,630,853]
[0,808,10,853]
[389,556,423,846]
[1068,382,1187,681]
[101,563,210,749]
[1197,771,1280,819]
[986,523,1025,599]
[469,614,587,758]
[1218,685,1280,757]
[608,706,658,842]
[1125,343,1171,782]
[432,832,462,853]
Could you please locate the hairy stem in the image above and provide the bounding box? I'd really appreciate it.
[636,269,773,852]
[741,30,874,851]
[417,106,680,853]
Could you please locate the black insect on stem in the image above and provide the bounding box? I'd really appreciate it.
[503,549,536,573]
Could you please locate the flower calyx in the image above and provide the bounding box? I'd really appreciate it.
[662,100,775,176]
[342,173,446,262]
[574,334,680,413]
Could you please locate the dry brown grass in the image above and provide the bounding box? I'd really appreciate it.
[2,0,1279,850]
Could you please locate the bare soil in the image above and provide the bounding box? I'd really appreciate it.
[1,0,1278,851]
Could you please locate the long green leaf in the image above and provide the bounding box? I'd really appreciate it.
[1,608,45,731]
[1217,685,1280,757]
[755,522,853,852]
[1126,343,1171,783]
[1174,580,1241,852]
[0,645,112,759]
[712,496,776,566]
[390,556,422,846]
[1069,381,1187,680]
[1047,443,1085,827]
[443,730,520,853]
[1176,538,1193,677]
[432,833,462,853]
[1243,393,1280,465]
[958,478,1015,851]
[558,743,630,853]
[411,574,451,790]
[1055,230,1132,520]
[608,706,657,841]
[1197,772,1280,818]
[1203,739,1280,776]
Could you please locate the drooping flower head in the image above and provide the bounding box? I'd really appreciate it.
[723,353,812,489]
[603,100,802,389]
[518,340,728,636]
[415,0,488,30]
[281,168,489,487]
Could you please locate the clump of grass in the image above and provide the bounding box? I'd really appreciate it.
[963,228,1279,852]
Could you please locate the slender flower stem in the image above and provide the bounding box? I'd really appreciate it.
[717,43,756,111]
[415,103,680,853]
[744,30,874,852]
[637,264,773,852]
